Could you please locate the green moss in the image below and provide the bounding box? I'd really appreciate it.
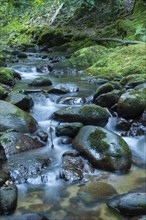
[88,128,109,153]
[120,74,146,86]
[85,44,146,79]
[0,68,15,85]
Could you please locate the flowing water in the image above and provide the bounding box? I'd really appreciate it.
[1,51,146,220]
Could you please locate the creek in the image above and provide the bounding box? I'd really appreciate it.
[1,50,146,220]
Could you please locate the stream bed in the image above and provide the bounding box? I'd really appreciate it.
[1,50,146,220]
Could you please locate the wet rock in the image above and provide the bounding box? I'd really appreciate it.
[0,170,10,187]
[140,109,146,126]
[61,137,73,144]
[73,125,132,171]
[0,131,45,157]
[0,145,7,163]
[9,213,49,220]
[117,88,146,119]
[5,156,50,184]
[94,89,124,108]
[58,96,86,105]
[116,118,132,131]
[12,71,22,80]
[0,100,38,133]
[122,122,145,137]
[56,122,83,138]
[107,192,146,216]
[78,181,117,205]
[48,83,79,94]
[36,130,48,142]
[0,183,18,215]
[93,82,122,102]
[28,77,52,87]
[0,85,8,100]
[61,151,84,182]
[0,67,15,86]
[53,105,109,127]
[6,91,34,110]
[120,74,146,88]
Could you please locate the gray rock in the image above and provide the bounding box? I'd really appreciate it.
[0,131,45,157]
[107,192,146,216]
[56,122,83,138]
[6,92,34,110]
[73,125,132,171]
[28,77,52,87]
[0,100,38,133]
[0,170,10,187]
[58,96,86,105]
[0,183,18,215]
[48,83,79,94]
[53,105,109,127]
[8,213,48,220]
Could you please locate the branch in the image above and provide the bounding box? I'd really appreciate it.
[50,3,64,26]
[95,38,145,45]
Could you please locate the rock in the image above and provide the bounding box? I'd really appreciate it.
[120,74,146,88]
[78,181,117,205]
[0,145,7,163]
[140,109,146,126]
[56,122,83,138]
[9,213,49,220]
[93,82,122,102]
[0,68,15,86]
[0,85,8,100]
[53,105,109,127]
[60,151,84,182]
[107,192,146,216]
[0,100,38,133]
[73,126,132,171]
[6,91,34,110]
[5,156,50,184]
[12,71,22,80]
[36,130,48,142]
[58,96,86,105]
[116,118,132,131]
[0,183,18,215]
[0,131,45,157]
[117,88,146,119]
[48,83,79,94]
[0,170,10,187]
[28,77,52,87]
[94,89,124,108]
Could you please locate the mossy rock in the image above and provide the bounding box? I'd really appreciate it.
[85,44,146,79]
[117,88,146,119]
[120,74,146,87]
[68,45,108,69]
[0,53,6,67]
[0,68,15,86]
[93,81,122,102]
[0,86,8,100]
[73,125,132,171]
[37,27,72,47]
[53,105,109,127]
[28,77,52,87]
[0,100,38,133]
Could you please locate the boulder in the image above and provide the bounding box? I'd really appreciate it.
[56,122,83,138]
[107,192,146,216]
[0,170,10,187]
[0,183,18,215]
[61,151,84,182]
[58,96,86,105]
[28,77,52,87]
[0,100,38,133]
[117,88,146,119]
[6,91,34,110]
[53,105,109,127]
[0,131,45,157]
[48,83,79,94]
[73,125,132,171]
[0,68,15,86]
